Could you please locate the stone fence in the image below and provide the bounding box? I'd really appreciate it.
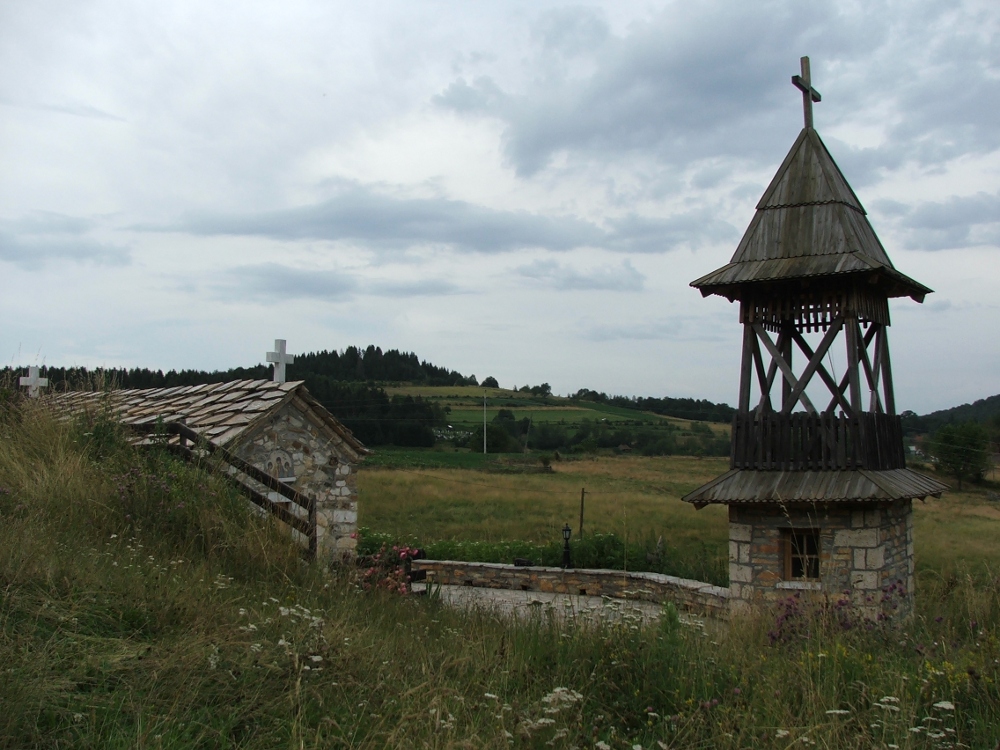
[411,560,730,618]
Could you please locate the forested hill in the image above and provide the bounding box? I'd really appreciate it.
[3,346,477,391]
[293,346,476,386]
[902,393,1000,434]
[3,344,737,444]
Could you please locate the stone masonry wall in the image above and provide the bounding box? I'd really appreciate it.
[234,402,359,564]
[728,500,913,618]
[411,560,730,618]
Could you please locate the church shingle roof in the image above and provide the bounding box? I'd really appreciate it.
[50,379,367,458]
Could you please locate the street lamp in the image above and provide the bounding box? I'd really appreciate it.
[562,523,572,569]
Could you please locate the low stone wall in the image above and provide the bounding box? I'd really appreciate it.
[411,560,730,618]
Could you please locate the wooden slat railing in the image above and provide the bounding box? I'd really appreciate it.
[730,412,905,471]
[128,421,317,558]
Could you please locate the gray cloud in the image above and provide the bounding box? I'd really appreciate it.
[434,2,875,176]
[172,180,603,253]
[434,1,998,192]
[224,264,357,302]
[366,278,462,297]
[161,179,729,255]
[607,211,738,253]
[0,97,127,122]
[532,6,611,57]
[583,315,728,343]
[515,258,644,291]
[220,263,462,303]
[874,192,1000,251]
[0,212,129,269]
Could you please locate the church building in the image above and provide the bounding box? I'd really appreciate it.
[52,378,367,564]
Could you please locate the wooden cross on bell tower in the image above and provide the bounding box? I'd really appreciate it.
[792,56,821,129]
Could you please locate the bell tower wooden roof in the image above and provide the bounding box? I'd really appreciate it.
[690,128,932,303]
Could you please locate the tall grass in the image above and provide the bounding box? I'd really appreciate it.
[2,399,999,748]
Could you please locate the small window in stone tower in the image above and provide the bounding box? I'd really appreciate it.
[782,529,820,580]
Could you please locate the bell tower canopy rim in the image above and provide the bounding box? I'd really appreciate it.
[691,128,932,304]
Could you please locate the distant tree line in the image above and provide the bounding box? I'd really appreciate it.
[571,389,735,423]
[463,409,729,457]
[1,356,448,449]
[901,395,999,490]
[2,344,737,448]
[293,346,480,387]
[901,393,1000,435]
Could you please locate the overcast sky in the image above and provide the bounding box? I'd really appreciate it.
[2,0,998,413]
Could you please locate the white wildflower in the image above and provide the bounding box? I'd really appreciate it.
[775,730,790,738]
[825,709,850,715]
[932,700,955,711]
[595,743,611,750]
[484,693,499,700]
[309,655,323,663]
[879,696,900,703]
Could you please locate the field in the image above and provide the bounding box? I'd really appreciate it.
[382,385,729,439]
[2,403,999,749]
[358,448,1000,580]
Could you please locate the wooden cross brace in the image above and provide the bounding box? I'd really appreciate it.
[751,321,847,416]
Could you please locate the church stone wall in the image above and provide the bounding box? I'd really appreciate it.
[728,500,913,618]
[233,402,359,564]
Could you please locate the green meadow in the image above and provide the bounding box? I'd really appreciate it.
[2,401,999,748]
[382,385,723,432]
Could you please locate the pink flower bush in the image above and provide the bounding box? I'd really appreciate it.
[360,544,421,595]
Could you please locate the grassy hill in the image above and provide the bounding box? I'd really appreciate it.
[382,384,730,457]
[2,399,1000,747]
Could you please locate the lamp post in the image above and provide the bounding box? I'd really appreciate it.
[562,523,572,569]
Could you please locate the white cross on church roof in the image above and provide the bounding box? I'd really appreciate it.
[266,339,295,383]
[19,366,49,398]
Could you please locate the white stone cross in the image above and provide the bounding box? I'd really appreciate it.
[266,339,295,383]
[19,366,49,398]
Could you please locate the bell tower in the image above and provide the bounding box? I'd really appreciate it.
[684,58,946,617]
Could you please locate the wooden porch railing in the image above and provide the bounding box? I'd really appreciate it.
[129,421,317,559]
[730,412,905,471]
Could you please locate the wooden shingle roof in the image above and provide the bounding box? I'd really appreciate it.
[691,128,931,302]
[682,467,946,508]
[50,379,367,459]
